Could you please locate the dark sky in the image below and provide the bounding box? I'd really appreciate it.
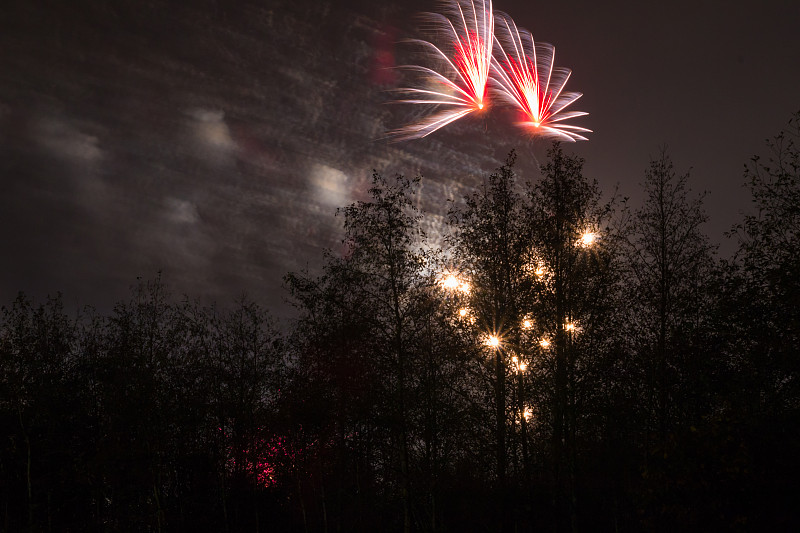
[1,0,798,314]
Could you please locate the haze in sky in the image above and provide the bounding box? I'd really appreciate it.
[1,0,798,313]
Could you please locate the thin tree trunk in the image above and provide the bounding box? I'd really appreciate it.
[320,474,328,533]
[19,409,33,533]
[517,371,530,490]
[495,348,507,532]
[297,472,309,533]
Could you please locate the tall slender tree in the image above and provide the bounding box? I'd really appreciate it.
[622,150,714,442]
[448,151,533,531]
[526,144,616,532]
[728,112,800,413]
[288,172,441,532]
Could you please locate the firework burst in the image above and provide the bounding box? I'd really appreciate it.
[491,12,591,142]
[389,0,494,140]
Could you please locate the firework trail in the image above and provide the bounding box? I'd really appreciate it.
[491,12,591,142]
[389,0,494,140]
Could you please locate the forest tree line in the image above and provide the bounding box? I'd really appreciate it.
[2,113,800,532]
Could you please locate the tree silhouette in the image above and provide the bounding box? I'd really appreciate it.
[526,144,618,531]
[3,121,800,531]
[447,151,532,531]
[623,150,715,439]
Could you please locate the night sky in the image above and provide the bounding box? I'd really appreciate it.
[2,0,798,315]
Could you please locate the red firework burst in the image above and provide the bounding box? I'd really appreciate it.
[389,0,494,140]
[491,12,591,142]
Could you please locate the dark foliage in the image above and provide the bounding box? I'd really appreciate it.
[2,115,800,531]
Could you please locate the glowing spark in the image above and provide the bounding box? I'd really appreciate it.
[523,407,533,421]
[442,274,461,290]
[522,319,532,329]
[459,307,469,317]
[518,361,527,372]
[528,260,546,277]
[390,0,494,140]
[579,231,597,247]
[491,13,591,141]
[539,338,550,348]
[511,355,518,363]
[565,322,576,332]
[440,272,471,294]
[485,334,501,348]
